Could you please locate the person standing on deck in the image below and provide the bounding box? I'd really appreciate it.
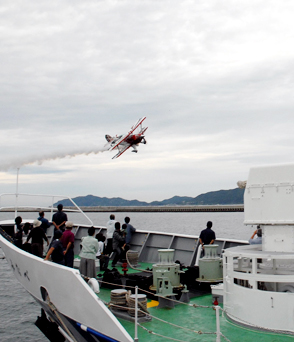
[14,216,23,249]
[105,214,116,255]
[25,220,49,257]
[44,230,65,265]
[95,233,109,271]
[38,211,51,234]
[124,216,136,250]
[52,204,68,232]
[79,227,99,278]
[112,222,126,268]
[199,221,215,253]
[62,221,75,267]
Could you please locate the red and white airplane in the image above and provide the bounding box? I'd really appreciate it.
[105,117,148,159]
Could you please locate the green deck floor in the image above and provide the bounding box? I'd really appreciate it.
[95,264,294,342]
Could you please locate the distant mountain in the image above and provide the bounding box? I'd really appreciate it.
[55,188,245,207]
[59,195,149,207]
[191,188,245,205]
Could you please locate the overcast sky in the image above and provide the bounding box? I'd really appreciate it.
[1,1,294,202]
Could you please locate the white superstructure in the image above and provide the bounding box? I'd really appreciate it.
[224,164,294,333]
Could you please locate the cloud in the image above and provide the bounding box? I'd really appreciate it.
[1,1,294,201]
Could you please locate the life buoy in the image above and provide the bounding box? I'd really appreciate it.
[88,278,100,294]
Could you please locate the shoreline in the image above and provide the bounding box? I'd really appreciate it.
[1,205,244,213]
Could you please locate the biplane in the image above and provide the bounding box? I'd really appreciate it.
[105,117,148,159]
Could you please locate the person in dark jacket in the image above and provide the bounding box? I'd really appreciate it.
[52,204,68,232]
[199,221,215,256]
[26,220,49,257]
[14,216,23,249]
[44,230,65,265]
[111,222,126,268]
[38,211,51,234]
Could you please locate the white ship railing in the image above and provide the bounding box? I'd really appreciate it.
[0,193,94,226]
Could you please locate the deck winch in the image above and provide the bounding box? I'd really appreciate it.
[197,245,223,282]
[152,249,188,306]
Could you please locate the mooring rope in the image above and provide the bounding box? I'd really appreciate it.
[98,279,225,341]
[137,323,217,342]
[98,279,213,309]
[125,250,152,273]
[102,296,232,342]
[126,292,149,316]
[47,299,78,342]
[110,289,129,311]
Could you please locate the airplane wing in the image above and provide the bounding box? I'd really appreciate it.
[109,134,128,151]
[139,126,148,135]
[109,117,146,151]
[112,144,132,159]
[104,135,122,151]
[130,116,146,131]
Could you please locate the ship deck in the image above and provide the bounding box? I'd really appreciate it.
[95,263,294,342]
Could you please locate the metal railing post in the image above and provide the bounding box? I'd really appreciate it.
[215,305,221,342]
[134,286,139,342]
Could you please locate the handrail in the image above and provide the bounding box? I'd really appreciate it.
[0,193,94,226]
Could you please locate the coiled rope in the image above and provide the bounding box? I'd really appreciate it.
[126,250,139,266]
[110,289,129,311]
[98,279,213,309]
[126,292,148,317]
[97,279,230,341]
[126,250,152,273]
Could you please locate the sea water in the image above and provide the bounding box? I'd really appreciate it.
[0,211,252,341]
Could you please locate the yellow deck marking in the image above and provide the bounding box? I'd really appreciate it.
[147,300,159,308]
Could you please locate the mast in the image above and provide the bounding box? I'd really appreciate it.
[15,167,19,218]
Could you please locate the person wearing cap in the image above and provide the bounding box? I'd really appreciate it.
[44,230,65,265]
[62,221,75,268]
[25,220,49,258]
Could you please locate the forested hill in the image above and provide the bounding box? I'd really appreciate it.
[56,188,245,207]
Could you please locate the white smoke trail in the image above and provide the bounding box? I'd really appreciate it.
[0,146,109,172]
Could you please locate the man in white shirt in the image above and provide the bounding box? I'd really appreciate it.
[105,214,116,255]
[96,233,109,270]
